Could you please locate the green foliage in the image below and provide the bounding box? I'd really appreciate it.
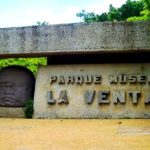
[107,4,122,21]
[76,10,108,22]
[24,99,34,118]
[142,0,150,11]
[119,0,144,20]
[36,21,49,26]
[97,13,108,22]
[77,0,150,22]
[0,58,47,75]
[76,0,144,22]
[127,0,150,21]
[127,13,150,21]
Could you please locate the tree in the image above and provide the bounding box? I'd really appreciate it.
[127,0,150,21]
[97,13,108,22]
[76,0,144,22]
[76,10,107,22]
[107,4,122,21]
[119,0,143,20]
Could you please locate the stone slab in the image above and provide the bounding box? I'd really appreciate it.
[34,64,150,119]
[0,107,25,118]
[0,21,150,57]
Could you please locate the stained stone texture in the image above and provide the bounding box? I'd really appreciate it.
[34,64,150,119]
[0,66,35,107]
[0,21,149,57]
[0,108,25,118]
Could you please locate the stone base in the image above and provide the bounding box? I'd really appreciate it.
[0,107,25,118]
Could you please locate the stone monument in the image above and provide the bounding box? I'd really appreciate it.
[0,66,35,117]
[0,21,149,118]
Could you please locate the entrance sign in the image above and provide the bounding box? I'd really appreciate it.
[0,21,149,118]
[34,64,150,118]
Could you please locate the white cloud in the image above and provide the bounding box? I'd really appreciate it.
[84,0,127,14]
[49,0,127,24]
[49,6,82,24]
[0,8,54,27]
[0,0,127,27]
[108,0,127,8]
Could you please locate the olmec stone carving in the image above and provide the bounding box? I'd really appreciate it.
[0,66,35,107]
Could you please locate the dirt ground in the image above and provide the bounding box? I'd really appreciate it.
[0,119,150,150]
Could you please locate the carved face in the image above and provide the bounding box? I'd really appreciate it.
[0,66,35,107]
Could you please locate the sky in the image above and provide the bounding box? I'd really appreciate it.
[0,0,127,28]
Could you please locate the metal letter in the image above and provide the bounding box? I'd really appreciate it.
[98,91,110,104]
[129,91,141,104]
[113,91,125,104]
[109,75,118,84]
[66,76,74,84]
[75,76,83,85]
[58,76,65,84]
[47,91,56,104]
[84,90,95,104]
[58,90,69,104]
[137,75,146,83]
[85,75,92,84]
[145,96,150,104]
[93,75,101,84]
[119,74,127,84]
[49,76,57,84]
[129,75,137,83]
[148,76,150,83]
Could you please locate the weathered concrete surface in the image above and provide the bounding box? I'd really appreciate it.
[0,119,150,150]
[34,64,150,119]
[0,107,25,118]
[0,21,150,57]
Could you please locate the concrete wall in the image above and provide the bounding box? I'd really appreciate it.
[0,21,149,57]
[34,64,150,119]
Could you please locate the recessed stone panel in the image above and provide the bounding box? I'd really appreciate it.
[34,64,150,119]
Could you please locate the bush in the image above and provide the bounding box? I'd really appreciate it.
[0,57,47,75]
[24,99,34,118]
